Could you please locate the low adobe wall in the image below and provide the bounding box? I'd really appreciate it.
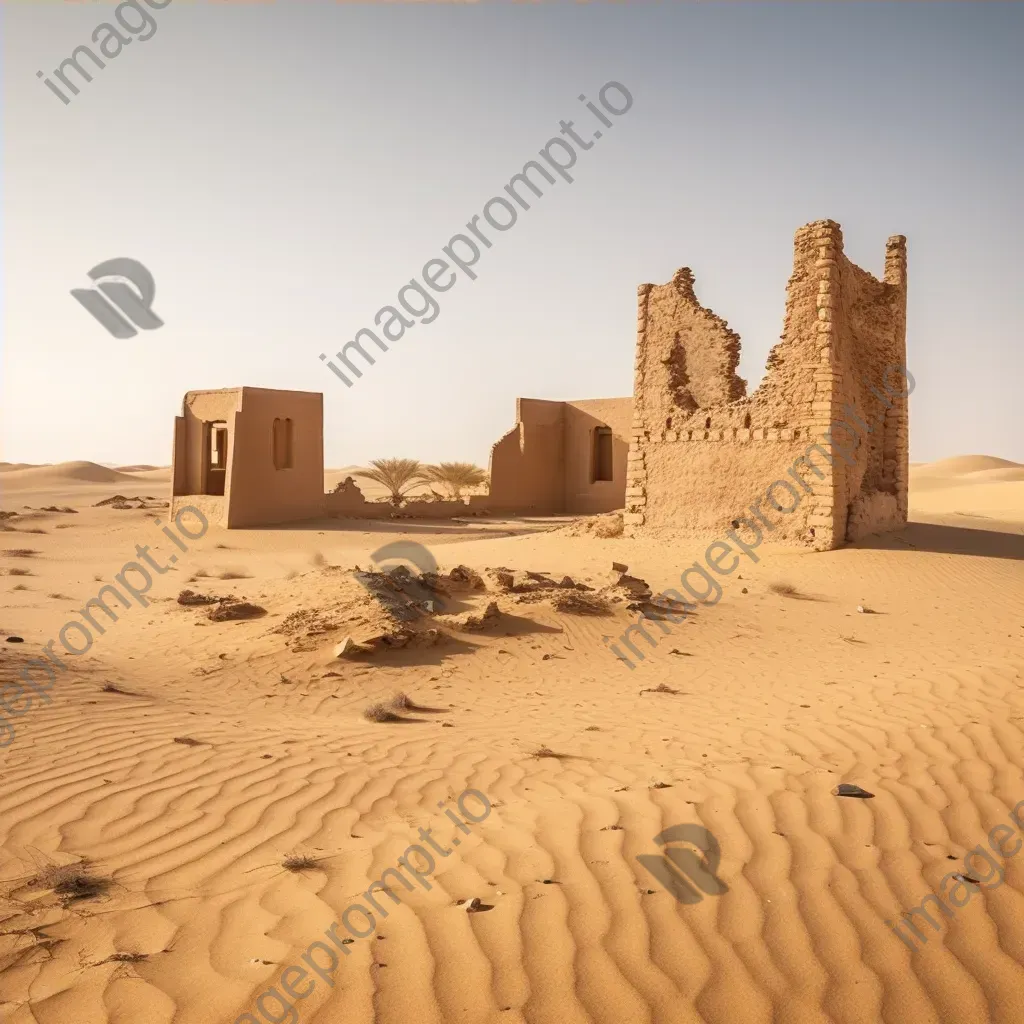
[324,479,493,520]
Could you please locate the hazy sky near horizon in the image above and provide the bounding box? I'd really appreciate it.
[2,1,1022,470]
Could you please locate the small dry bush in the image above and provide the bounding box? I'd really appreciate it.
[48,592,72,600]
[3,549,39,557]
[35,864,111,906]
[217,570,251,580]
[769,582,799,597]
[7,568,33,577]
[12,583,29,591]
[282,854,320,872]
[532,745,570,760]
[310,551,327,568]
[363,702,404,723]
[173,736,204,746]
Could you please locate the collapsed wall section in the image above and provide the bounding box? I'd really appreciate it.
[486,398,566,514]
[625,220,908,549]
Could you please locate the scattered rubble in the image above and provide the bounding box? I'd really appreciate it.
[835,784,875,799]
[94,494,168,510]
[549,591,610,615]
[207,599,266,622]
[555,511,624,538]
[608,571,652,600]
[447,600,501,631]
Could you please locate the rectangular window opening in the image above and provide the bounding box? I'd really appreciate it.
[593,426,614,482]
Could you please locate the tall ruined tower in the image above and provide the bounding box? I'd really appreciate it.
[625,221,909,550]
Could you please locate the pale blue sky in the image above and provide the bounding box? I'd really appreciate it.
[2,1,1021,469]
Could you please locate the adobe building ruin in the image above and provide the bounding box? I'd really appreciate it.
[170,390,630,528]
[170,221,906,539]
[625,220,909,549]
[171,388,325,528]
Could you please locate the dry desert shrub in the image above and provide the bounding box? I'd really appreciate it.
[47,593,72,600]
[173,736,204,746]
[217,569,251,580]
[363,701,404,723]
[309,551,327,568]
[768,581,799,597]
[12,583,29,591]
[7,568,33,577]
[282,854,320,872]
[3,549,39,557]
[35,863,111,906]
[532,746,570,760]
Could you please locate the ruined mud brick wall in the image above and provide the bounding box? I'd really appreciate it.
[625,221,908,549]
[487,397,631,515]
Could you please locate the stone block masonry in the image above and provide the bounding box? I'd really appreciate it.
[625,221,909,551]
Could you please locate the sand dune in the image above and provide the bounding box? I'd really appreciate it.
[1,457,1023,1024]
[913,454,1023,476]
[908,455,1024,521]
[0,460,143,489]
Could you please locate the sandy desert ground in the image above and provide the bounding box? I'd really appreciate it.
[2,456,1024,1024]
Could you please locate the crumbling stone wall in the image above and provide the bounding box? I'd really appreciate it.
[625,221,908,549]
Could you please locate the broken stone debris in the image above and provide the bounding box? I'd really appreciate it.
[835,783,875,799]
[207,599,267,622]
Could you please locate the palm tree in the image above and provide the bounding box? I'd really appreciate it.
[422,462,489,501]
[353,458,430,506]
